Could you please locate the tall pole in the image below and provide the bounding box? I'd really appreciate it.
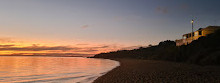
[191,19,194,41]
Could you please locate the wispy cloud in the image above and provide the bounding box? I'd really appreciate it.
[156,7,168,14]
[0,45,15,48]
[0,38,15,43]
[90,45,109,49]
[0,44,121,56]
[81,25,89,29]
[76,43,89,46]
[10,53,93,57]
[0,45,77,51]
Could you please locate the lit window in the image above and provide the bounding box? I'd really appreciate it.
[195,32,198,36]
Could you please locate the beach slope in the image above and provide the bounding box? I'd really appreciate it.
[93,59,220,83]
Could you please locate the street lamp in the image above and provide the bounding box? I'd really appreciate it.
[191,19,194,41]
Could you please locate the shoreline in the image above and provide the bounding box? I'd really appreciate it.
[93,58,220,83]
[87,58,120,83]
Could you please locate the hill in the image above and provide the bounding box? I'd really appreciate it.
[93,29,220,65]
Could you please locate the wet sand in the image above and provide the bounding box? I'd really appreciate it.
[93,59,220,83]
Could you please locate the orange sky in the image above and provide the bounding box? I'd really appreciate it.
[0,38,140,57]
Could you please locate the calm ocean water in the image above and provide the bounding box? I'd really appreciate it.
[0,56,119,83]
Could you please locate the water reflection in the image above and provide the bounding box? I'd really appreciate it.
[0,56,119,83]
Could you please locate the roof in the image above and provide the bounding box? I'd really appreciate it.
[201,26,220,31]
[182,26,220,36]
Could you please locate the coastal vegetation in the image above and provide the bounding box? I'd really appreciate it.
[93,29,220,66]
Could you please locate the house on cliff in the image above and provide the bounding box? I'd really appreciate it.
[176,26,220,46]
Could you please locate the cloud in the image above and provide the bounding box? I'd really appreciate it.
[0,43,125,57]
[76,43,89,46]
[0,45,15,48]
[10,53,94,57]
[81,25,89,29]
[0,44,100,56]
[0,45,77,51]
[179,4,189,11]
[91,45,109,49]
[156,7,168,14]
[0,38,14,43]
[0,44,107,52]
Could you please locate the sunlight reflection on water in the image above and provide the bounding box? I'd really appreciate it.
[0,56,119,83]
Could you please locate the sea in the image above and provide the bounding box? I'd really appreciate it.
[0,56,119,83]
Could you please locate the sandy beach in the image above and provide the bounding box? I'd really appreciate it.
[93,59,220,83]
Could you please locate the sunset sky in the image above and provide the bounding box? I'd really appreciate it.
[0,0,220,56]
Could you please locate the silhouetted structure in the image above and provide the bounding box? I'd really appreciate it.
[176,26,220,46]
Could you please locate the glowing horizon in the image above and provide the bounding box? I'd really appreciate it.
[0,38,141,56]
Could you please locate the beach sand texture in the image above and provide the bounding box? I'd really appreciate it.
[93,59,220,83]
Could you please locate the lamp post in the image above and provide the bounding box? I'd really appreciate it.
[191,19,194,41]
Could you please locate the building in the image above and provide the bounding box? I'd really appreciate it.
[176,26,220,46]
